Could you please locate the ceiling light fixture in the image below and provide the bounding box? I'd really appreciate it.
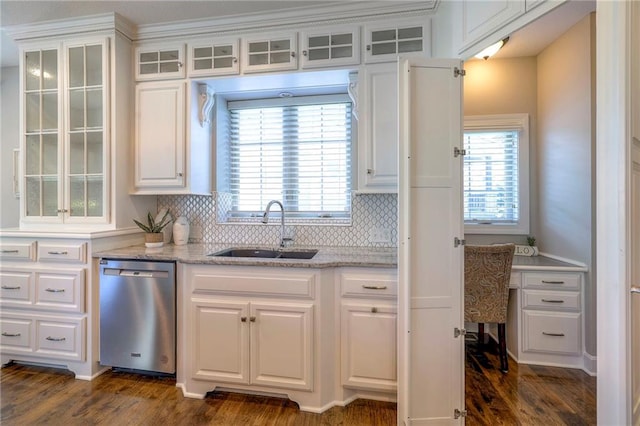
[475,37,510,60]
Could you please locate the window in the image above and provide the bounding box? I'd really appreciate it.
[226,94,352,219]
[463,114,529,234]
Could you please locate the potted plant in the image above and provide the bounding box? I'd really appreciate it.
[134,210,173,247]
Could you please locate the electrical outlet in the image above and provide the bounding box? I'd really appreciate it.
[369,227,391,243]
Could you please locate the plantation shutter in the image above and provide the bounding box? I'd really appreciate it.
[228,95,352,218]
[462,130,519,223]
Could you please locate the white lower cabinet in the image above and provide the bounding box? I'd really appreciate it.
[191,298,314,391]
[341,303,397,391]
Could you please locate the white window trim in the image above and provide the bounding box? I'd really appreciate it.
[463,113,530,235]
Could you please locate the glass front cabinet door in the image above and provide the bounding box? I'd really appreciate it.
[21,38,108,225]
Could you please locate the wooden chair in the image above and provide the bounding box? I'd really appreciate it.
[464,243,515,372]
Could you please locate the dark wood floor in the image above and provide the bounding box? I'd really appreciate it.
[1,339,596,425]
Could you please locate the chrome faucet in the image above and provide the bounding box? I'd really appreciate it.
[262,200,292,248]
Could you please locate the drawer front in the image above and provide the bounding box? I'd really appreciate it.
[522,311,581,355]
[523,272,581,290]
[0,241,36,261]
[340,269,398,298]
[190,266,316,298]
[0,317,32,350]
[0,271,33,305]
[35,270,85,313]
[37,242,87,263]
[509,272,521,288]
[36,318,85,361]
[522,289,580,311]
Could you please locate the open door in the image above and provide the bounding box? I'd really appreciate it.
[398,58,464,424]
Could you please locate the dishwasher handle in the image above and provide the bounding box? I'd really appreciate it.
[102,268,169,278]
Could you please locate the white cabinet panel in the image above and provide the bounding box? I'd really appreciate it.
[460,0,525,52]
[188,38,239,77]
[250,302,314,391]
[364,19,430,63]
[36,317,84,360]
[134,81,186,190]
[301,26,360,69]
[341,303,396,391]
[357,63,398,192]
[0,317,32,351]
[242,33,297,73]
[522,311,581,355]
[0,271,32,305]
[0,241,36,261]
[135,43,185,80]
[37,241,86,263]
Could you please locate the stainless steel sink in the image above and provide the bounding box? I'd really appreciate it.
[209,248,318,260]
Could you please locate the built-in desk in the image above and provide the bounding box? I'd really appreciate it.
[487,255,590,372]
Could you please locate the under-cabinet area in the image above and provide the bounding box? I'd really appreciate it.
[179,263,398,412]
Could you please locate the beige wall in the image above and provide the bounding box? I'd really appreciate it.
[1,67,20,228]
[537,13,596,356]
[463,56,538,245]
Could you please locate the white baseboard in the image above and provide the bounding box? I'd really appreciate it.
[582,352,597,376]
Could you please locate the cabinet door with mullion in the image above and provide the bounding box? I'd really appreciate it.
[364,19,430,63]
[301,26,360,69]
[22,44,63,223]
[242,33,297,73]
[188,38,239,77]
[64,38,109,224]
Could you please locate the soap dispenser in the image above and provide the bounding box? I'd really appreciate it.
[173,216,190,246]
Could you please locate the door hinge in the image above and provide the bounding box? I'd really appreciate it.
[454,408,468,419]
[454,67,466,77]
[454,147,466,157]
[454,327,466,338]
[454,237,466,247]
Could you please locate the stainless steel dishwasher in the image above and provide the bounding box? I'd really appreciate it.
[99,259,176,374]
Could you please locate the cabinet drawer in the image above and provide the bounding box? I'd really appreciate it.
[340,269,398,298]
[35,270,85,313]
[0,271,32,305]
[0,241,36,261]
[523,272,581,290]
[36,318,84,361]
[0,317,32,350]
[38,242,86,263]
[509,272,521,288]
[522,289,580,311]
[522,311,581,355]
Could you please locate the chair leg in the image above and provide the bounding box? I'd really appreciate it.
[498,323,508,372]
[478,323,485,344]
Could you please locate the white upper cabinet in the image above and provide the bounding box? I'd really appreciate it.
[134,81,186,190]
[22,37,109,225]
[133,81,213,195]
[188,37,239,77]
[460,0,525,52]
[135,42,186,80]
[364,19,430,63]
[242,32,298,73]
[300,26,360,69]
[357,62,398,192]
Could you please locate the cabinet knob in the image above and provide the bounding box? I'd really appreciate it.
[250,316,256,322]
[241,317,247,322]
[371,307,378,313]
[177,172,183,177]
[366,45,371,51]
[233,57,238,63]
[367,169,374,175]
[57,208,68,213]
[178,61,183,68]
[291,52,296,58]
[302,50,308,56]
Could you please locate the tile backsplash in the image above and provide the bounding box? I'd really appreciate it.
[157,192,397,247]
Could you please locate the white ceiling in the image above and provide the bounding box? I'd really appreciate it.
[0,0,595,68]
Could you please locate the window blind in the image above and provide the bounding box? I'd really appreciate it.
[228,96,352,218]
[463,130,519,224]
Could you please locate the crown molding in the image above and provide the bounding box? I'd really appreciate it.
[5,12,135,42]
[135,1,437,41]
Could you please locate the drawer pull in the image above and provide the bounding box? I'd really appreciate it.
[47,251,69,255]
[1,285,21,290]
[542,332,565,337]
[541,299,564,303]
[2,332,21,337]
[241,317,247,322]
[45,288,65,293]
[362,285,388,290]
[45,336,66,342]
[541,280,565,284]
[371,307,378,313]
[250,316,256,322]
[1,250,19,254]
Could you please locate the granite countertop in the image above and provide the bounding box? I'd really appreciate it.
[95,243,398,269]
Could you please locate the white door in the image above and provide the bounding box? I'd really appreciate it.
[631,1,640,420]
[398,58,464,424]
[250,302,314,391]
